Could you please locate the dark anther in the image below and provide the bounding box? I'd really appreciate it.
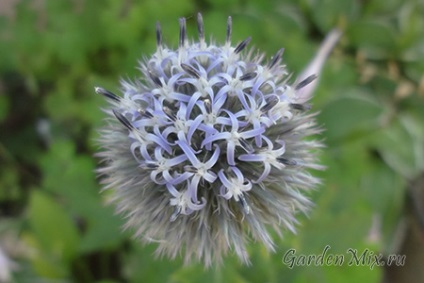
[261,96,279,112]
[179,17,186,48]
[181,63,200,79]
[239,137,253,153]
[204,99,212,114]
[277,157,297,166]
[268,48,284,69]
[95,87,120,102]
[163,106,176,121]
[137,108,145,116]
[197,13,204,42]
[137,108,154,119]
[141,163,159,170]
[238,194,250,214]
[226,16,232,44]
[295,74,317,90]
[139,108,154,119]
[239,72,256,81]
[170,205,182,222]
[148,70,163,87]
[113,110,134,130]
[184,165,198,173]
[156,21,162,47]
[234,36,251,54]
[290,103,311,111]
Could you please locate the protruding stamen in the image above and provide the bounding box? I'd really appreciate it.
[290,103,311,111]
[277,157,297,166]
[113,110,134,130]
[146,111,154,119]
[234,36,251,54]
[226,16,232,45]
[181,63,200,79]
[239,72,256,81]
[170,205,181,222]
[184,165,198,173]
[239,194,250,214]
[148,70,163,87]
[95,87,120,102]
[295,74,317,90]
[197,13,204,42]
[140,163,159,170]
[261,96,279,112]
[163,106,177,121]
[179,17,186,48]
[156,21,162,48]
[239,137,253,153]
[204,99,212,114]
[268,48,284,69]
[139,109,154,119]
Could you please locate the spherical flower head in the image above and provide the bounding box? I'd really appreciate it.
[96,14,325,266]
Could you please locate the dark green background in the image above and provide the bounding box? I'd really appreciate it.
[1,0,424,282]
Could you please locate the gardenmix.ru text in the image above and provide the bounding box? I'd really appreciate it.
[282,245,406,269]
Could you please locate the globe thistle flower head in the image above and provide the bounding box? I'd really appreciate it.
[96,14,331,266]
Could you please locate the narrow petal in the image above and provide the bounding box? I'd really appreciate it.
[151,170,166,185]
[239,127,265,139]
[227,141,236,166]
[238,153,265,162]
[205,145,221,168]
[167,154,188,167]
[220,187,232,200]
[147,133,171,153]
[227,110,240,131]
[213,91,227,112]
[231,166,244,182]
[130,142,151,163]
[186,91,203,115]
[218,169,233,188]
[171,172,193,185]
[203,171,217,183]
[201,132,230,148]
[255,162,271,183]
[187,196,207,211]
[166,183,180,197]
[187,115,203,142]
[188,175,199,201]
[177,140,200,167]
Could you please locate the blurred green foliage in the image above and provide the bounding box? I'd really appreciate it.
[1,0,424,282]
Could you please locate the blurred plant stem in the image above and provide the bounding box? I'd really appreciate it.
[382,173,424,283]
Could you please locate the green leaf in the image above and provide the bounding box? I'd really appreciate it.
[39,139,125,252]
[171,263,248,283]
[28,190,80,262]
[125,244,180,283]
[318,88,383,144]
[0,94,9,121]
[310,0,360,32]
[323,264,381,283]
[373,113,424,179]
[78,205,125,253]
[347,20,397,59]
